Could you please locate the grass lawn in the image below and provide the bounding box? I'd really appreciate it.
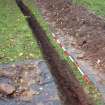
[22,0,105,104]
[73,0,105,17]
[0,0,42,64]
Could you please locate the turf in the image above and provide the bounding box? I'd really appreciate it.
[73,0,105,17]
[0,0,42,64]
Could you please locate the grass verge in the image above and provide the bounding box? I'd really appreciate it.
[0,0,42,64]
[22,0,105,105]
[73,0,105,17]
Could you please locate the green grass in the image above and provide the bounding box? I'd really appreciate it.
[73,0,105,16]
[22,0,105,104]
[0,0,42,64]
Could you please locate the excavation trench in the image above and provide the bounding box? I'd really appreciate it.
[16,0,93,105]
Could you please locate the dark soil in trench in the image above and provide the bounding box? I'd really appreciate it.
[16,0,93,105]
[36,0,105,73]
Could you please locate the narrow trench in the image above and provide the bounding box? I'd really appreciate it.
[16,0,93,105]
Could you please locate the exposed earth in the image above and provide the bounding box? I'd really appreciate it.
[36,0,105,100]
[36,0,105,71]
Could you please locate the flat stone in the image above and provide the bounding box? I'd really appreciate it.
[0,83,15,95]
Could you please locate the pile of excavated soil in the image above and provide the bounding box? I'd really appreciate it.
[36,0,105,73]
